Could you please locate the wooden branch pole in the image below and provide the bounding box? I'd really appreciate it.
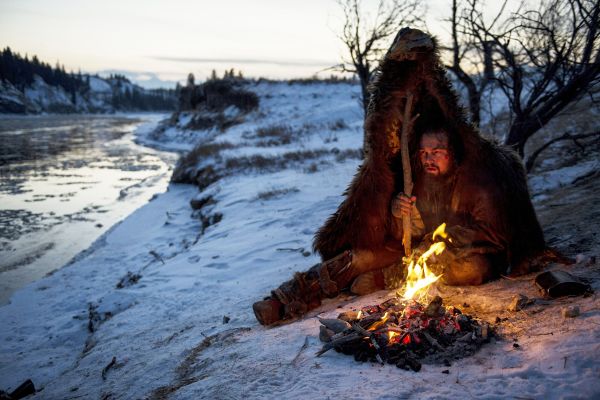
[401,92,417,257]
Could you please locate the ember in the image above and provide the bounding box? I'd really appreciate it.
[317,296,491,371]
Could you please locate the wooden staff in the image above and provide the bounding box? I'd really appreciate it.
[400,92,418,257]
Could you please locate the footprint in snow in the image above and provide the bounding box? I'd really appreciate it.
[187,255,201,263]
[203,262,229,270]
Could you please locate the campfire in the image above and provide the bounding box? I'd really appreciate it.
[317,223,491,371]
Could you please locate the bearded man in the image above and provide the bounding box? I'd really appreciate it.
[253,28,552,326]
[391,126,506,286]
[253,126,508,326]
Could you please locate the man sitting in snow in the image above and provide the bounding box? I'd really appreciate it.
[253,28,550,326]
[254,125,518,326]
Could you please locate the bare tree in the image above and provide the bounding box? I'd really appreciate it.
[444,0,504,127]
[336,0,425,115]
[447,0,600,158]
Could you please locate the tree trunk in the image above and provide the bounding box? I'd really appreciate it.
[447,66,481,127]
[467,87,481,128]
[357,66,370,115]
[505,117,539,157]
[357,65,371,157]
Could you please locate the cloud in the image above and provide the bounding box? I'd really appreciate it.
[150,56,336,68]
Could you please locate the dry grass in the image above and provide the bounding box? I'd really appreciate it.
[329,119,348,131]
[243,124,296,146]
[223,149,329,173]
[171,142,234,184]
[334,148,363,162]
[256,187,300,201]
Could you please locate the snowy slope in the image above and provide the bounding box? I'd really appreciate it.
[0,74,174,114]
[1,81,599,399]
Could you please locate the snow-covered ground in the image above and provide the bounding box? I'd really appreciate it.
[1,81,599,399]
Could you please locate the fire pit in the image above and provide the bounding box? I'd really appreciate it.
[317,295,491,371]
[316,223,492,371]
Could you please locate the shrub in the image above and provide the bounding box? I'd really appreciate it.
[171,142,235,183]
[203,79,259,113]
[287,75,357,85]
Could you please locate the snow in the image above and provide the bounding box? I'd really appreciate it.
[89,76,112,93]
[0,81,25,113]
[1,81,599,399]
[529,159,599,195]
[23,76,74,112]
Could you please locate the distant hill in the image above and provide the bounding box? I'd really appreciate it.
[0,47,176,114]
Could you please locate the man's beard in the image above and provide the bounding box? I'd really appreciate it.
[421,169,454,193]
[417,168,456,230]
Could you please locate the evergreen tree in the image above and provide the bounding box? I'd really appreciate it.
[0,47,177,111]
[187,73,195,87]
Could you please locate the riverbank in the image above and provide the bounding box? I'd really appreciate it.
[1,81,599,399]
[0,114,177,305]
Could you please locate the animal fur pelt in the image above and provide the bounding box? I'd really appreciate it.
[313,28,546,275]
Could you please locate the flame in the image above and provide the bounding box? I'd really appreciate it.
[367,312,390,331]
[388,331,399,343]
[432,222,451,242]
[400,223,447,300]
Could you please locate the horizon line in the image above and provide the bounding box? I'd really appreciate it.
[151,55,338,68]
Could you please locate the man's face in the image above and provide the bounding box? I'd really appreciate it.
[419,132,452,177]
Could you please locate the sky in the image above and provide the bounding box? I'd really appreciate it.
[0,0,522,89]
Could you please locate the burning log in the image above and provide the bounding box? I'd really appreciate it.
[315,332,363,357]
[337,310,362,322]
[319,325,335,343]
[316,295,492,371]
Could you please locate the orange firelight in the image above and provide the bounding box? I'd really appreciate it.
[367,312,389,331]
[400,223,447,301]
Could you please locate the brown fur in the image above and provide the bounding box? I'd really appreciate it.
[313,28,546,275]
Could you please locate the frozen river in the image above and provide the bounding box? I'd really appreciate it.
[0,114,178,305]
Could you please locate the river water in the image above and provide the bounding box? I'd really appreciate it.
[0,114,178,305]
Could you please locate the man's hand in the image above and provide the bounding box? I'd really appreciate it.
[391,193,416,219]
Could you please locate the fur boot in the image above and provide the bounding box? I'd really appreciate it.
[253,251,353,325]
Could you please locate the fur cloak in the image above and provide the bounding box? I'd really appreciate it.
[313,28,546,276]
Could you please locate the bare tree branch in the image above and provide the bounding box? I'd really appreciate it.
[526,130,600,171]
[335,0,425,116]
[446,0,600,157]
